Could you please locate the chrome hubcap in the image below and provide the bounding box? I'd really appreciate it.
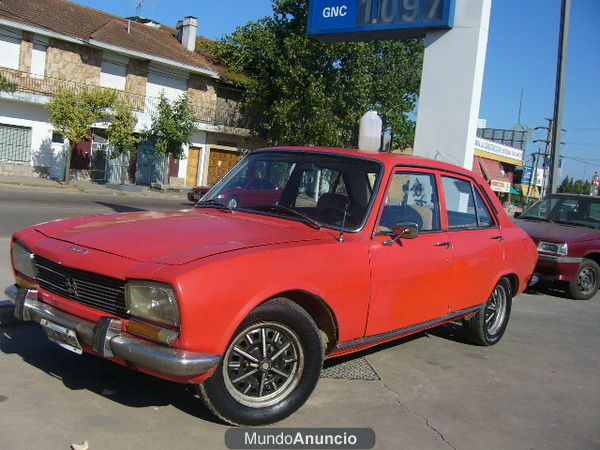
[485,285,507,335]
[577,267,596,294]
[223,322,304,408]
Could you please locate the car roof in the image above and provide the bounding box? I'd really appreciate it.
[253,146,478,178]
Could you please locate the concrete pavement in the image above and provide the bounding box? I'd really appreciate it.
[0,174,189,200]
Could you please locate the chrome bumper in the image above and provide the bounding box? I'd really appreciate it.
[4,284,220,377]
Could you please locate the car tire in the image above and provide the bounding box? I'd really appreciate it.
[566,259,600,300]
[227,196,239,209]
[197,298,323,426]
[463,278,512,346]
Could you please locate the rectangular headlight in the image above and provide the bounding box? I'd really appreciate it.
[11,240,36,279]
[537,241,568,256]
[125,281,180,327]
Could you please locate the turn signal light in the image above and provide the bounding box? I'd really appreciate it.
[126,319,179,345]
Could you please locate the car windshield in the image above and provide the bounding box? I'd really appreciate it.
[520,196,600,229]
[198,150,382,230]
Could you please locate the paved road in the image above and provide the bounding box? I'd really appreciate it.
[1,185,598,449]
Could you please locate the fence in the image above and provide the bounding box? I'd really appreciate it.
[0,68,249,129]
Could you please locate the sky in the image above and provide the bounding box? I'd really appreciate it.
[74,0,600,182]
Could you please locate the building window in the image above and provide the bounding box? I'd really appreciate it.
[100,52,128,91]
[0,124,31,163]
[0,26,21,70]
[30,35,49,77]
[51,132,64,143]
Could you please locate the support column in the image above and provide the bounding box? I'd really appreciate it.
[413,0,492,169]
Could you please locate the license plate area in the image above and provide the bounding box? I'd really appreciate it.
[40,319,83,355]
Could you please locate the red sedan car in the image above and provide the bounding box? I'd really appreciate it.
[515,193,600,299]
[6,147,537,425]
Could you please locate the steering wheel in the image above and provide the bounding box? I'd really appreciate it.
[319,206,355,226]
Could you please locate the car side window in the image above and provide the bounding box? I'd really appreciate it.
[442,176,496,229]
[473,188,495,227]
[378,172,440,233]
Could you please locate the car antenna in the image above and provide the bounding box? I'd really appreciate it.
[337,203,349,242]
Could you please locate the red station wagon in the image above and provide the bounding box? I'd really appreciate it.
[5,147,537,425]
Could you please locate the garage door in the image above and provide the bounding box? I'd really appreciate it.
[207,148,241,185]
[0,124,31,163]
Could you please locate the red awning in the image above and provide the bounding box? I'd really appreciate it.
[474,157,512,193]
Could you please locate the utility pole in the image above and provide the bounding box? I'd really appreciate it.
[534,119,553,197]
[548,0,572,194]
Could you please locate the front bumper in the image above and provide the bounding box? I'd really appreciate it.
[4,284,220,377]
[535,254,583,282]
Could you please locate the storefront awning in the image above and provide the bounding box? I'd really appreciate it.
[474,157,511,193]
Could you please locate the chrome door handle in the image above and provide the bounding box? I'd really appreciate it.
[491,235,504,241]
[434,241,452,248]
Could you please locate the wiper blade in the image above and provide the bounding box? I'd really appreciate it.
[255,205,321,229]
[194,199,233,213]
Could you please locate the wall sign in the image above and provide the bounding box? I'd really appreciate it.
[308,0,455,42]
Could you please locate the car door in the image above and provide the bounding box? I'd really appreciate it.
[439,174,505,312]
[367,169,454,336]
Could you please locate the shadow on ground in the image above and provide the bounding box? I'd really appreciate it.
[0,323,219,424]
[94,202,148,213]
[525,281,571,299]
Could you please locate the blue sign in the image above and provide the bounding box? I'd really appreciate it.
[308,0,455,42]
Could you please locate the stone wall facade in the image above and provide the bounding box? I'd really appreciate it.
[18,31,33,73]
[46,39,101,84]
[125,59,148,96]
[187,74,217,109]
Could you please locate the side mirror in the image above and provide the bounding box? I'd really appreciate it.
[383,222,419,246]
[513,212,521,218]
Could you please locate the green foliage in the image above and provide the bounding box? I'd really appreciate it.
[211,0,423,148]
[48,87,118,144]
[146,93,196,159]
[0,75,17,93]
[107,101,139,158]
[558,176,592,194]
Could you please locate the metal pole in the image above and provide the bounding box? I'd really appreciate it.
[548,0,571,194]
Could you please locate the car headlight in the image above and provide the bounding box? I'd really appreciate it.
[537,241,568,256]
[125,281,180,327]
[11,240,36,279]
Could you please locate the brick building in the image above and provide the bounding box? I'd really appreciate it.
[0,0,255,186]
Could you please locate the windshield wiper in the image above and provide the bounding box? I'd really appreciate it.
[194,199,233,213]
[520,216,554,223]
[255,205,321,229]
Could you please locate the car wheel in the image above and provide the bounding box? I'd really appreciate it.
[566,259,600,300]
[197,298,323,426]
[227,196,239,209]
[463,278,512,346]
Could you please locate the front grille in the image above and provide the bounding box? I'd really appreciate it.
[34,255,128,317]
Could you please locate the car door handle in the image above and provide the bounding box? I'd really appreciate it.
[491,235,504,241]
[434,241,452,248]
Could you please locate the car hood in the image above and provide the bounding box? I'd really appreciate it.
[34,209,331,265]
[514,218,600,244]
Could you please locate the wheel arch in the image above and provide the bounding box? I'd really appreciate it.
[499,272,520,297]
[263,289,339,354]
[583,252,600,266]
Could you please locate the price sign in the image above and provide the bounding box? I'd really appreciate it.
[308,0,455,42]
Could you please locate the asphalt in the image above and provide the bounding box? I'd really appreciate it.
[0,180,598,449]
[0,174,188,200]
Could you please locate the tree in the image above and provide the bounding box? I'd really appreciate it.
[558,176,592,194]
[0,75,16,93]
[202,0,423,149]
[107,100,139,184]
[48,87,118,183]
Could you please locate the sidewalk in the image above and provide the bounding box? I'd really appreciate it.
[0,174,188,199]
